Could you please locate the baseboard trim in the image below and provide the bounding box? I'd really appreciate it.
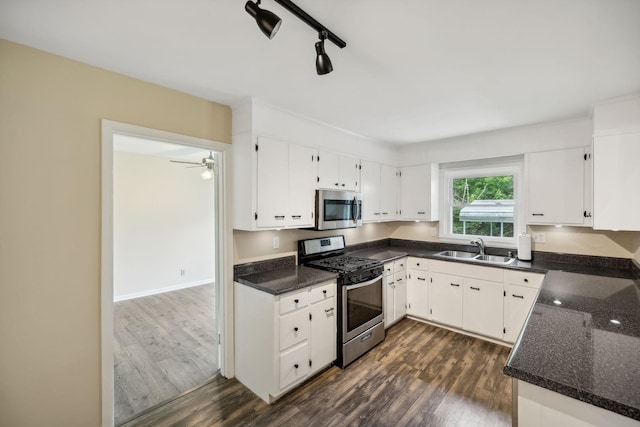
[114,279,215,302]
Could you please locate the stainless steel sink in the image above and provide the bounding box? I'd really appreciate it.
[436,250,516,265]
[436,250,476,259]
[473,254,516,265]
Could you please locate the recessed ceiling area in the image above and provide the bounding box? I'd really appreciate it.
[1,0,638,144]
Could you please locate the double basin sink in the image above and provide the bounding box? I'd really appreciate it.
[435,250,516,265]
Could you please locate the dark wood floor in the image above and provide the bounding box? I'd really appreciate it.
[122,318,512,427]
[114,284,217,425]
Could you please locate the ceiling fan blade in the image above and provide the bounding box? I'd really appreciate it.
[187,165,205,168]
[170,160,202,165]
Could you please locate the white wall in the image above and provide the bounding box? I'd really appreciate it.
[398,118,592,165]
[114,151,215,300]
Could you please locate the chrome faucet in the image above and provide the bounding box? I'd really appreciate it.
[471,238,486,255]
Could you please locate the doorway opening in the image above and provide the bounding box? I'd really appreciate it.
[101,120,231,427]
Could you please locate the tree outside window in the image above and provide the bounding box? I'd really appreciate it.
[452,176,514,237]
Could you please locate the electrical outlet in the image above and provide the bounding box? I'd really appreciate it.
[532,232,546,243]
[431,227,438,237]
[180,268,185,276]
[273,236,280,249]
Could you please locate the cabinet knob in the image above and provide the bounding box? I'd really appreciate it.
[294,364,299,369]
[524,278,529,283]
[294,299,299,304]
[322,290,327,294]
[294,327,299,332]
[341,183,345,187]
[334,183,339,186]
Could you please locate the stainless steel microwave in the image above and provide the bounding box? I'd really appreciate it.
[315,189,362,230]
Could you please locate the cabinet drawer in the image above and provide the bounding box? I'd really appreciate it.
[394,258,407,272]
[279,290,309,315]
[310,282,335,304]
[430,260,503,282]
[279,309,310,351]
[408,257,428,271]
[383,262,394,276]
[279,343,310,390]
[505,270,544,289]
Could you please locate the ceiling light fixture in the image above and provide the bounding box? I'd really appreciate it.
[245,0,346,75]
[245,0,282,39]
[315,31,333,75]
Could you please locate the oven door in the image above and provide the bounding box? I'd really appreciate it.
[316,189,362,230]
[342,275,384,343]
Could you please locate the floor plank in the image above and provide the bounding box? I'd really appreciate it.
[122,319,512,427]
[114,284,217,425]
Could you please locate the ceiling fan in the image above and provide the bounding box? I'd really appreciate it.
[170,151,216,180]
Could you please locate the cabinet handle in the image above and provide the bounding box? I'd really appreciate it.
[334,183,339,186]
[291,215,302,219]
[275,215,285,220]
[325,308,334,313]
[512,294,524,299]
[374,212,381,215]
[470,286,480,291]
[322,289,327,294]
[341,183,346,187]
[381,212,388,215]
[417,278,426,281]
[416,263,420,266]
[417,211,426,215]
[397,278,403,283]
[532,213,544,216]
[361,332,373,342]
[450,283,460,287]
[294,299,299,304]
[294,364,299,369]
[294,327,299,332]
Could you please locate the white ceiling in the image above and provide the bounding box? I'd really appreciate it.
[1,0,639,144]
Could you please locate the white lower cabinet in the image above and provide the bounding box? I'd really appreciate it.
[383,258,407,328]
[235,280,337,403]
[503,270,544,343]
[407,269,429,319]
[429,272,464,328]
[463,278,504,340]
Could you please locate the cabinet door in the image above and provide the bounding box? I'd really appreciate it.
[463,278,504,339]
[504,284,539,343]
[309,297,336,373]
[256,137,289,228]
[339,155,360,191]
[400,164,438,220]
[429,272,463,328]
[407,270,429,319]
[526,148,586,225]
[288,144,317,227]
[383,274,395,328]
[360,160,381,221]
[317,150,341,189]
[380,165,398,220]
[593,132,640,231]
[394,271,407,320]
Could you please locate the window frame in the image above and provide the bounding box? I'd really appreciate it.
[439,159,524,247]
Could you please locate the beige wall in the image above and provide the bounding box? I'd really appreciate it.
[234,221,640,264]
[0,39,231,427]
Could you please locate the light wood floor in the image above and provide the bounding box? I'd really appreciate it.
[114,284,217,425]
[121,318,512,427]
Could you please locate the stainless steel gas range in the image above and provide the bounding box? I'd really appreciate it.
[298,235,385,368]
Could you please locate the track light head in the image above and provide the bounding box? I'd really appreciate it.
[315,32,333,75]
[245,0,282,39]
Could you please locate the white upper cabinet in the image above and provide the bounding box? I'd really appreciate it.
[593,132,640,230]
[525,147,592,226]
[251,136,317,229]
[592,96,640,231]
[360,160,381,221]
[318,151,360,191]
[360,161,398,222]
[399,164,439,221]
[380,165,399,220]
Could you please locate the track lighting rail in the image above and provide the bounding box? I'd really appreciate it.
[273,0,346,48]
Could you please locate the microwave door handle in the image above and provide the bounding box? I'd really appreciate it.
[352,196,360,223]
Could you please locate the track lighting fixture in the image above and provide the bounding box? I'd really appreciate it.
[245,0,346,74]
[245,0,282,40]
[315,32,333,75]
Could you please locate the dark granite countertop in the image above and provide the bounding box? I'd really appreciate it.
[235,264,338,295]
[504,271,640,420]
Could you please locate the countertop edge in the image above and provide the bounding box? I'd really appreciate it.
[235,270,338,295]
[503,366,640,421]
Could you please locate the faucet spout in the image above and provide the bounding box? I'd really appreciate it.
[471,238,486,255]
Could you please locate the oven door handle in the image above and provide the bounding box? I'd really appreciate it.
[345,275,382,291]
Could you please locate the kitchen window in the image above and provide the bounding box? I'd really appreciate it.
[440,158,523,245]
